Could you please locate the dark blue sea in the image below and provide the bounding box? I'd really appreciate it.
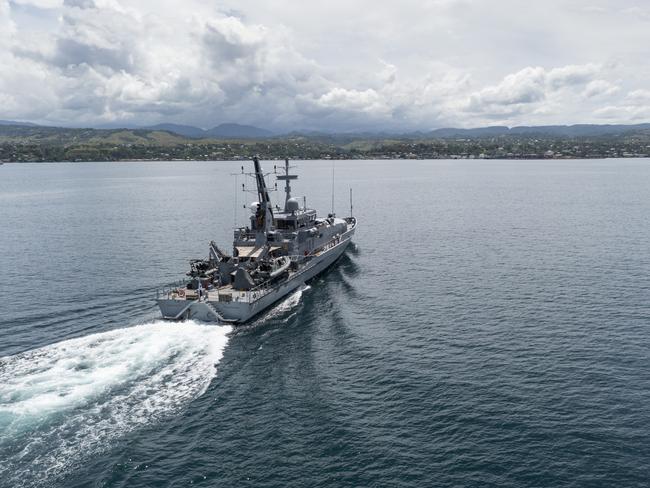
[1,159,650,487]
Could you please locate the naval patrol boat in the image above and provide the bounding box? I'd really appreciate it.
[157,157,356,323]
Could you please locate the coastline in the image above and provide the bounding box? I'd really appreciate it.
[2,155,650,163]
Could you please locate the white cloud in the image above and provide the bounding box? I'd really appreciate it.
[626,89,650,102]
[593,88,650,122]
[0,0,16,38]
[595,104,650,121]
[461,64,611,125]
[315,88,386,114]
[0,0,648,130]
[583,80,620,98]
[11,0,63,8]
[466,67,547,110]
[547,64,600,89]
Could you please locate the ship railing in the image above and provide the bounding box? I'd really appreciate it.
[157,279,199,300]
[245,278,281,301]
[234,229,256,240]
[157,277,267,304]
[309,233,347,257]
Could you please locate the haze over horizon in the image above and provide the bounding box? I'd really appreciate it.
[1,0,649,132]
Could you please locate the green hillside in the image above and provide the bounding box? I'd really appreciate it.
[1,124,650,162]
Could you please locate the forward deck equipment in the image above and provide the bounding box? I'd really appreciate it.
[157,157,357,323]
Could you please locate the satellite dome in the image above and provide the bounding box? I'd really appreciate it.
[286,198,300,212]
[250,201,260,213]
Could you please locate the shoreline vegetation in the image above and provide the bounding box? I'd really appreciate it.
[2,124,650,162]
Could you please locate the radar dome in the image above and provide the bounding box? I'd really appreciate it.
[286,198,300,212]
[250,201,260,213]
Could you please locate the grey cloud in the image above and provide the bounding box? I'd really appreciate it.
[53,38,133,70]
[203,21,261,65]
[547,64,600,89]
[461,64,607,127]
[1,0,648,130]
[464,67,548,112]
[63,0,94,8]
[582,80,620,98]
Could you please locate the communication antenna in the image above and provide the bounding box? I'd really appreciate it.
[233,172,238,228]
[349,187,353,217]
[331,161,335,216]
[230,165,246,227]
[238,160,278,199]
[274,164,279,209]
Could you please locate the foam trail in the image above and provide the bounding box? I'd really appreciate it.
[275,284,310,314]
[0,321,231,486]
[249,284,311,326]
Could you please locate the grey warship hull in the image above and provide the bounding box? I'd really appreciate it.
[156,157,357,324]
[157,222,354,323]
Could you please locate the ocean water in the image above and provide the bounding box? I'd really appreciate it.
[1,159,649,487]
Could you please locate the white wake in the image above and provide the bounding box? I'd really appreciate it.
[0,320,231,485]
[274,284,310,315]
[254,284,311,325]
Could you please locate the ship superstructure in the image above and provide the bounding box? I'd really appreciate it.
[157,157,356,323]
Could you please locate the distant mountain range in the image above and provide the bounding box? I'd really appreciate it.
[0,120,274,139]
[2,120,650,140]
[143,123,274,139]
[0,120,39,127]
[3,120,650,162]
[424,124,650,138]
[298,123,650,141]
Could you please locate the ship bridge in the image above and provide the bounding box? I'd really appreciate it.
[273,208,317,230]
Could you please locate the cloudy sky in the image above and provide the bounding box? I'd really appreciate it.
[1,0,650,131]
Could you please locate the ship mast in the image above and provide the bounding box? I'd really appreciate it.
[275,158,298,212]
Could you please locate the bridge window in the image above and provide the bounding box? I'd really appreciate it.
[275,219,295,230]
